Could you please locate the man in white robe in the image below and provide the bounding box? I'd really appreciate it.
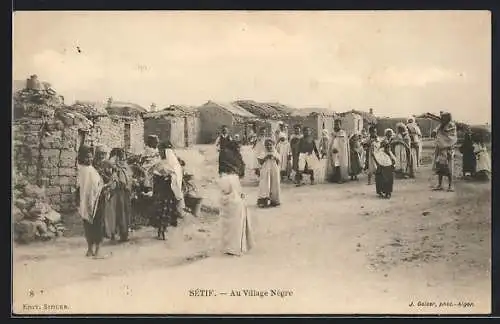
[275,132,291,180]
[406,116,423,168]
[77,145,104,257]
[252,127,268,177]
[327,119,350,183]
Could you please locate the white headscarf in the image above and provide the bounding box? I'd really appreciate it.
[218,173,241,205]
[164,149,183,190]
[149,148,184,200]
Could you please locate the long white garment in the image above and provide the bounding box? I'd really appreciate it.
[330,130,349,168]
[276,140,291,172]
[165,149,184,193]
[77,165,104,223]
[407,122,422,167]
[327,130,350,181]
[219,174,255,256]
[366,139,380,175]
[474,143,491,173]
[393,135,409,172]
[258,151,281,202]
[251,138,267,170]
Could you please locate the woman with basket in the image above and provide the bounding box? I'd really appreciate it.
[372,129,397,199]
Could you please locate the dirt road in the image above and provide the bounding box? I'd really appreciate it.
[13,164,490,315]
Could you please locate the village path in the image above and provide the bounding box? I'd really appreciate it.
[13,165,491,315]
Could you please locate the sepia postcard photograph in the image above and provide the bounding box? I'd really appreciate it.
[11,10,491,315]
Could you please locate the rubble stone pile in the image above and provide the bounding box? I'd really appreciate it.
[13,172,66,244]
[13,76,98,236]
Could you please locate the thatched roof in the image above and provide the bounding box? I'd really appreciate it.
[291,107,335,117]
[106,101,146,117]
[200,101,256,118]
[233,100,293,119]
[143,105,199,119]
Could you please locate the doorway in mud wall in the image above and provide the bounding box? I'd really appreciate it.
[184,117,189,148]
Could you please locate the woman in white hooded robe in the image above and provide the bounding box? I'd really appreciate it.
[219,163,255,256]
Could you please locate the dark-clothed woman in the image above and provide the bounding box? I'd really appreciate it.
[149,142,184,240]
[109,148,133,242]
[348,134,363,181]
[459,130,476,178]
[93,145,118,241]
[375,130,396,199]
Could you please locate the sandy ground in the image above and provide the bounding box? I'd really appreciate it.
[12,146,491,315]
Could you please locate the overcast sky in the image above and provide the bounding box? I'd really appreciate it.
[13,11,491,124]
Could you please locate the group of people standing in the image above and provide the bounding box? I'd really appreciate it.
[216,111,489,209]
[76,144,134,258]
[459,127,492,182]
[76,134,200,258]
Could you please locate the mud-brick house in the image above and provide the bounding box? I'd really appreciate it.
[283,108,335,140]
[143,105,200,148]
[197,101,258,144]
[338,110,364,137]
[234,100,294,140]
[72,100,145,154]
[353,108,378,130]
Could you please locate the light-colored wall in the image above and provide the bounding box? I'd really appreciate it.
[198,104,234,144]
[340,113,363,137]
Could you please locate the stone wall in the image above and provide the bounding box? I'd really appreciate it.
[92,115,144,153]
[13,112,145,235]
[13,115,90,233]
[340,113,363,137]
[130,117,145,154]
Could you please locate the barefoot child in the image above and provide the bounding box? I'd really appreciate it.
[364,126,379,185]
[432,112,458,192]
[257,139,282,208]
[276,132,291,181]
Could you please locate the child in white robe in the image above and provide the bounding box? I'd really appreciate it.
[257,139,282,208]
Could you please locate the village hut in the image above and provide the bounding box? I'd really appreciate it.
[143,105,200,148]
[13,75,151,234]
[284,108,335,140]
[234,100,294,139]
[197,100,258,144]
[338,110,364,137]
[70,100,145,154]
[349,108,378,130]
